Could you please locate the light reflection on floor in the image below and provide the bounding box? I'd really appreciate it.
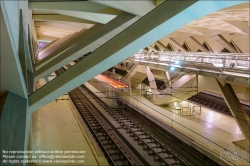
[95,74,128,89]
[184,105,244,140]
[146,97,244,141]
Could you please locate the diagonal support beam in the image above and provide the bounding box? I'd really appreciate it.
[29,1,122,15]
[146,66,158,101]
[155,74,196,105]
[32,14,97,24]
[34,12,138,81]
[189,36,210,52]
[29,1,113,13]
[216,80,250,144]
[90,0,155,16]
[29,0,246,113]
[169,37,187,52]
[36,33,76,62]
[157,41,169,51]
[1,4,27,97]
[214,34,238,53]
[36,26,99,67]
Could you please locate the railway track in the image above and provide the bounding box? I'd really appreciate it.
[116,99,220,166]
[109,107,187,165]
[188,92,250,117]
[55,67,217,165]
[69,89,134,166]
[68,85,189,166]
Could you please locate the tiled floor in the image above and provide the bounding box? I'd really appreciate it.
[31,79,108,166]
[119,90,250,165]
[32,79,249,165]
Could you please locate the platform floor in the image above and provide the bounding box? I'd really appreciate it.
[32,78,249,165]
[119,90,250,166]
[31,79,108,166]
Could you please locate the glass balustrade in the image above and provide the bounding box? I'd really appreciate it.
[132,51,250,76]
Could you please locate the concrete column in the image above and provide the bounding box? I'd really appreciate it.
[0,92,30,166]
[29,0,245,113]
[27,27,35,66]
[18,50,27,88]
[165,71,171,86]
[146,66,158,93]
[146,66,159,101]
[27,70,34,94]
[216,80,250,149]
[0,3,27,98]
[235,56,238,67]
[19,10,28,88]
[222,57,226,68]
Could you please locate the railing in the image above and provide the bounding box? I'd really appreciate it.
[130,51,250,77]
[115,90,249,166]
[87,75,250,165]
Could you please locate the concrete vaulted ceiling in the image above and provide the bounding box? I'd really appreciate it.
[153,2,249,53]
[29,0,158,42]
[5,0,243,114]
[27,1,249,144]
[2,0,250,160]
[29,2,111,41]
[29,0,164,69]
[31,1,249,58]
[28,0,247,112]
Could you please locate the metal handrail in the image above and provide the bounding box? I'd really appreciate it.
[132,51,250,72]
[114,91,249,165]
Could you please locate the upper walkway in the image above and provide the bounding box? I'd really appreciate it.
[130,51,249,85]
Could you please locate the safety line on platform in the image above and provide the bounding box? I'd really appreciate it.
[66,96,101,166]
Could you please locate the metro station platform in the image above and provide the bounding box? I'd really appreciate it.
[32,77,249,165]
[31,79,108,166]
[117,89,250,166]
